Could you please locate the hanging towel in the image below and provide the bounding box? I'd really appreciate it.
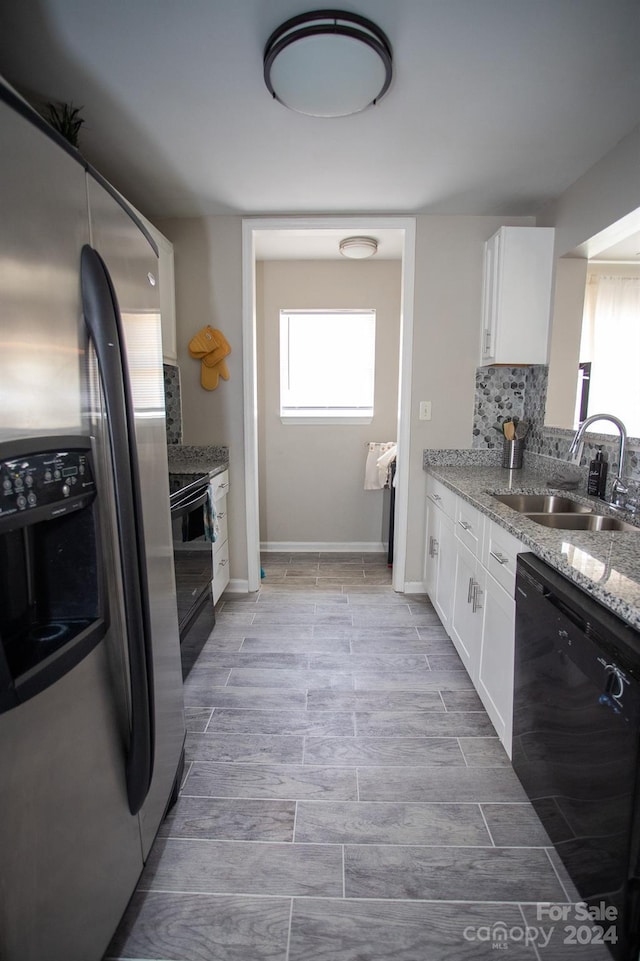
[203,486,217,543]
[364,442,396,490]
[377,443,398,488]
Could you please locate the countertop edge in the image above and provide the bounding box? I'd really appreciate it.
[167,444,229,478]
[423,463,640,631]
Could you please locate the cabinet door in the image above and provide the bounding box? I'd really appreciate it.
[424,497,439,599]
[480,226,554,366]
[211,470,230,604]
[481,230,500,364]
[158,234,177,364]
[124,206,177,364]
[477,570,515,757]
[450,540,482,679]
[424,498,456,632]
[433,512,455,632]
[212,531,230,603]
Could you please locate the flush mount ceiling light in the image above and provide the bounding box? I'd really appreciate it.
[339,236,378,259]
[263,9,392,118]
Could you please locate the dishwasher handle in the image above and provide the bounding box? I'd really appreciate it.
[540,584,588,634]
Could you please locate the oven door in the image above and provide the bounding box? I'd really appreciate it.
[170,479,214,643]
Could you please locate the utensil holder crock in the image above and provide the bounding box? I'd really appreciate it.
[502,438,524,469]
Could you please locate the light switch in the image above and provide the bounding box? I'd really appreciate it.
[419,401,432,421]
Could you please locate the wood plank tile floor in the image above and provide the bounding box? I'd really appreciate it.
[106,553,609,961]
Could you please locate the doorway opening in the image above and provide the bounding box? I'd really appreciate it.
[242,217,416,593]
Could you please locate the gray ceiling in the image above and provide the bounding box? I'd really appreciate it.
[0,1,639,224]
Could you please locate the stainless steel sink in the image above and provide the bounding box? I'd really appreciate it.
[524,513,639,532]
[493,493,593,514]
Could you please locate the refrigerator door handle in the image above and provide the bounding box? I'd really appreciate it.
[80,244,155,816]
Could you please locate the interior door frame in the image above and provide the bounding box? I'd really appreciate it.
[241,215,416,593]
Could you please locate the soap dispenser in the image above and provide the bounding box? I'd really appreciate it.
[587,446,608,499]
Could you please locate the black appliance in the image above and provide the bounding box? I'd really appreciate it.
[170,472,215,676]
[387,458,396,566]
[0,443,102,709]
[513,553,640,960]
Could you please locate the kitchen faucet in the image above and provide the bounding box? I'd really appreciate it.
[567,413,628,508]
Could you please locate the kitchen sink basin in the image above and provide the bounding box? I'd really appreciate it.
[524,513,639,532]
[493,493,593,514]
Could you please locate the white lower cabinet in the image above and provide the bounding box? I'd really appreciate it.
[477,569,515,756]
[424,478,456,632]
[211,470,230,604]
[450,539,483,678]
[450,499,485,678]
[424,477,524,755]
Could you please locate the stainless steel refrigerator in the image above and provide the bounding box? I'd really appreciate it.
[0,82,185,960]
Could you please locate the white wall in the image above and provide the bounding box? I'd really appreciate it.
[155,215,248,585]
[403,215,533,584]
[538,123,640,256]
[545,258,588,427]
[256,259,401,548]
[540,122,640,432]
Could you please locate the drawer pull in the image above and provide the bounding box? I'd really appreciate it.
[490,550,509,566]
[472,582,483,614]
[429,536,439,558]
[458,520,472,532]
[216,511,225,520]
[431,492,441,502]
[218,558,228,568]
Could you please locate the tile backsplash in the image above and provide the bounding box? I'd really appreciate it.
[163,364,182,445]
[472,366,547,452]
[472,363,640,488]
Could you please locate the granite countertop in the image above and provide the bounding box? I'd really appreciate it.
[167,444,229,478]
[167,446,229,496]
[423,461,640,631]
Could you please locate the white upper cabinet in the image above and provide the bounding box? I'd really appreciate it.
[121,201,177,365]
[146,224,177,365]
[480,226,555,366]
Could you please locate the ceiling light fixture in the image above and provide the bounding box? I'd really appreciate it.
[263,10,392,118]
[339,236,378,259]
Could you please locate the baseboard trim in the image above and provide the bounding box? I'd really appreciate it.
[261,541,387,553]
[224,577,251,594]
[403,581,427,594]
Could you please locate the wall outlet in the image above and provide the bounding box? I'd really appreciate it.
[419,400,432,421]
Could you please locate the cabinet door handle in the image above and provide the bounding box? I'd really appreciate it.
[431,492,441,502]
[484,329,491,353]
[216,511,225,520]
[218,558,228,568]
[429,536,439,558]
[489,550,508,565]
[458,520,472,532]
[467,576,475,603]
[472,582,483,614]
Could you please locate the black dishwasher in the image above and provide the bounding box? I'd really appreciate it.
[513,553,640,961]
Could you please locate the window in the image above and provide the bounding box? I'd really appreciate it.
[578,274,640,434]
[279,309,376,422]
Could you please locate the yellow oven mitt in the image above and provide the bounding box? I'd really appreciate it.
[188,326,231,390]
